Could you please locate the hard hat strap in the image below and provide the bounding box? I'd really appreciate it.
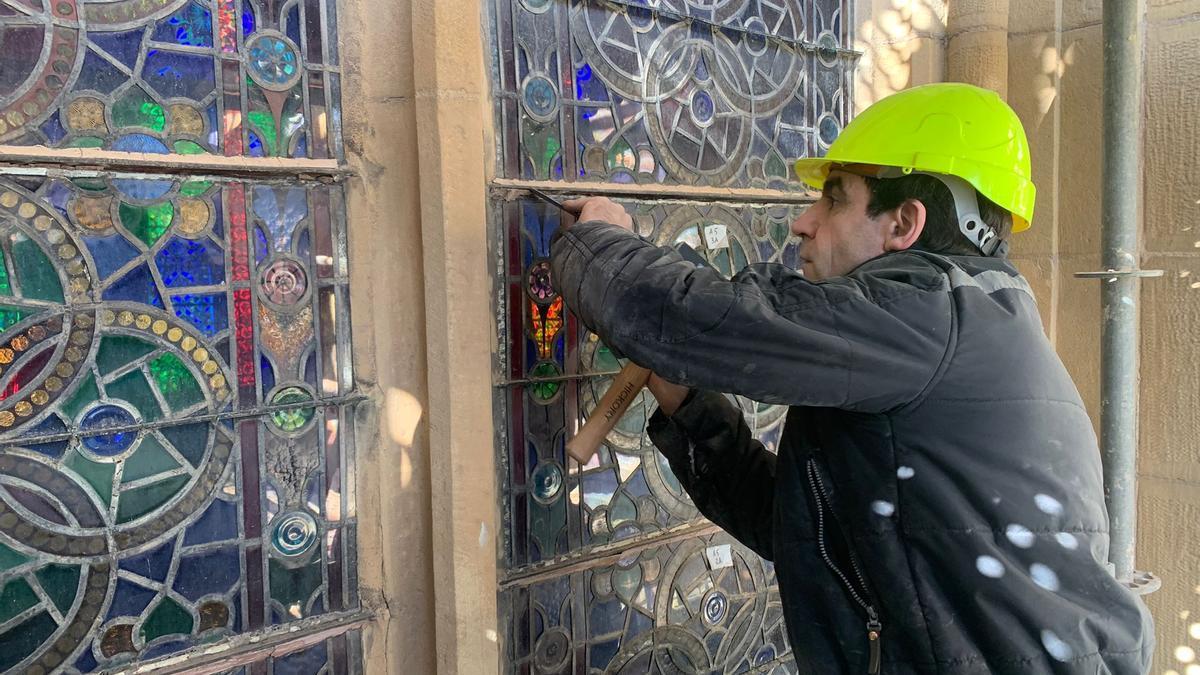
[899,170,1003,257]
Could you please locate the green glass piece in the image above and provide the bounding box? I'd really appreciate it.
[34,565,79,614]
[529,492,565,560]
[65,136,105,148]
[141,596,194,642]
[529,362,561,402]
[149,353,203,411]
[61,372,100,421]
[70,176,108,191]
[269,387,314,431]
[172,140,206,155]
[121,435,180,483]
[96,335,156,376]
[11,235,63,302]
[248,110,278,156]
[180,180,212,197]
[269,558,322,610]
[117,474,189,522]
[0,577,38,624]
[119,201,174,248]
[0,542,29,572]
[610,492,637,525]
[732,242,748,273]
[770,221,789,248]
[65,450,116,507]
[106,370,162,421]
[0,306,32,333]
[765,150,787,179]
[112,88,165,132]
[0,249,10,296]
[0,612,55,672]
[594,345,620,372]
[160,422,209,467]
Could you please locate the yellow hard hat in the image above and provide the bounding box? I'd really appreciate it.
[794,83,1036,232]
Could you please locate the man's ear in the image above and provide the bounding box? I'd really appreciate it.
[884,198,926,251]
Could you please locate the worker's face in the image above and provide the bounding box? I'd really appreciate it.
[790,170,908,280]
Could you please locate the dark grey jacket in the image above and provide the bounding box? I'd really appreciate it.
[551,220,1154,674]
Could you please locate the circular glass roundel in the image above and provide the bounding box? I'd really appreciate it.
[246,34,303,91]
[527,260,555,303]
[269,386,315,432]
[690,90,715,125]
[703,589,728,625]
[531,461,563,505]
[80,404,139,457]
[260,258,309,306]
[522,74,559,123]
[272,510,318,556]
[818,114,841,148]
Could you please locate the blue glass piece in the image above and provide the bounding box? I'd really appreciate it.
[142,639,190,659]
[112,134,170,155]
[260,355,275,394]
[294,132,307,158]
[106,577,157,618]
[75,646,98,672]
[40,111,66,144]
[85,234,142,280]
[248,130,263,157]
[142,49,216,100]
[589,638,620,669]
[205,103,220,147]
[285,5,302,47]
[119,540,174,582]
[271,511,318,556]
[152,2,213,47]
[21,414,68,459]
[182,498,238,546]
[254,225,268,263]
[171,293,228,336]
[174,546,240,600]
[80,405,137,455]
[77,48,128,94]
[44,181,72,219]
[274,640,328,673]
[252,187,308,252]
[90,29,144,71]
[242,0,256,35]
[232,593,242,633]
[692,90,715,122]
[156,237,225,287]
[588,598,625,636]
[103,265,164,308]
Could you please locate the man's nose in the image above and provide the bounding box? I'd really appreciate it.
[791,204,819,237]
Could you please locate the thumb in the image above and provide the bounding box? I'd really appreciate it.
[561,198,588,214]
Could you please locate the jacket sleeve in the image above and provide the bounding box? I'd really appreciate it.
[550,220,952,412]
[646,389,776,560]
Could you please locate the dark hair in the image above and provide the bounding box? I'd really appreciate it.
[862,174,1013,256]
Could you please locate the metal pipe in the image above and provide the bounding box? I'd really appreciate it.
[1100,0,1146,581]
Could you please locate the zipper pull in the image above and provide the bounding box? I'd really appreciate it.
[866,616,882,674]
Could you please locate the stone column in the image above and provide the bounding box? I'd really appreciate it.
[947,0,1011,97]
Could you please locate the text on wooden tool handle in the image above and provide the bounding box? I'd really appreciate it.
[604,380,639,422]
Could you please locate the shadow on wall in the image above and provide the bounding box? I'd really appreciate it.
[854,0,944,109]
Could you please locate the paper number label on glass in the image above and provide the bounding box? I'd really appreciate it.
[705,544,734,569]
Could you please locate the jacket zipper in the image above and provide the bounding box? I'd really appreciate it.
[807,458,884,675]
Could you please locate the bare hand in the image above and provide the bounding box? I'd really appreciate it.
[647,373,690,416]
[562,196,634,231]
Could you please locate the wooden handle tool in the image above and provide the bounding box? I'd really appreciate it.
[566,363,651,464]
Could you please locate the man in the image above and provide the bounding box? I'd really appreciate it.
[551,83,1154,674]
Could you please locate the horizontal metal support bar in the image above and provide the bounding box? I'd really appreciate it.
[500,520,720,589]
[495,369,622,387]
[2,393,369,447]
[111,610,371,675]
[590,0,863,59]
[1122,569,1162,596]
[1074,269,1164,279]
[491,178,817,206]
[0,145,353,181]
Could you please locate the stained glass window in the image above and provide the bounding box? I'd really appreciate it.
[0,0,358,670]
[490,1,857,672]
[0,0,342,158]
